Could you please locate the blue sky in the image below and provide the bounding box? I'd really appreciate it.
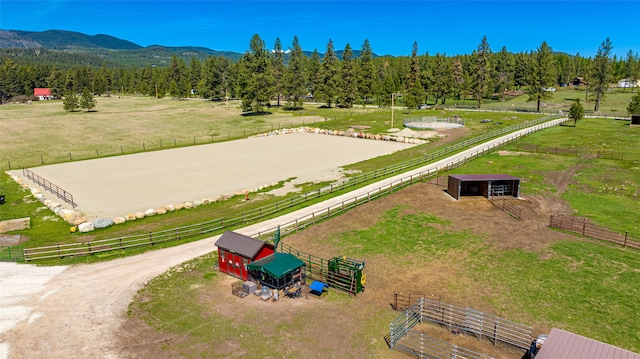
[2,1,639,58]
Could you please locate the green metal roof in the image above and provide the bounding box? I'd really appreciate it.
[247,253,304,278]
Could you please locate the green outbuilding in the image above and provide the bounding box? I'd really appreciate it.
[247,253,306,291]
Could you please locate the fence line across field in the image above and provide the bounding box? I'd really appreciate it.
[18,116,565,261]
[549,215,639,249]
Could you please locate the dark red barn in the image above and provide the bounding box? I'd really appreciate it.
[214,231,274,280]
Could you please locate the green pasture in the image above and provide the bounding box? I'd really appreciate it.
[131,206,640,357]
[480,87,637,116]
[0,95,545,252]
[449,117,640,237]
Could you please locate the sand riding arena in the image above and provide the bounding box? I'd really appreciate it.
[8,128,431,228]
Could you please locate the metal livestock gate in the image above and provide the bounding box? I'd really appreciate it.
[388,297,532,359]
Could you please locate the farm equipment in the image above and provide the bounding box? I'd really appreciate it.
[327,256,366,295]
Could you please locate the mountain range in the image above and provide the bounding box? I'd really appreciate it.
[0,29,377,67]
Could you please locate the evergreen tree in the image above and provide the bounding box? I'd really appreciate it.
[527,41,556,112]
[514,52,530,89]
[471,36,492,108]
[452,57,464,101]
[62,90,79,112]
[373,59,395,107]
[79,87,97,111]
[188,57,202,97]
[628,92,640,115]
[357,39,375,107]
[317,39,339,107]
[284,36,307,109]
[46,66,65,98]
[271,37,285,107]
[569,98,584,126]
[624,50,637,93]
[419,52,432,103]
[339,43,357,108]
[404,41,425,111]
[307,49,322,100]
[493,46,515,100]
[237,34,274,113]
[431,53,454,105]
[169,79,180,98]
[0,59,21,102]
[588,38,613,112]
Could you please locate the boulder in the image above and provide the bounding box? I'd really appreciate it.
[184,202,194,209]
[144,208,157,217]
[156,207,167,215]
[113,217,126,224]
[93,218,114,229]
[193,200,202,207]
[78,222,94,233]
[174,203,185,210]
[125,213,137,221]
[166,204,175,212]
[134,212,145,219]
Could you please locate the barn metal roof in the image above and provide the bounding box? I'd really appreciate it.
[247,253,305,278]
[535,328,640,359]
[448,174,520,181]
[214,231,266,258]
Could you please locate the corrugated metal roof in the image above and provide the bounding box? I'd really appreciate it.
[535,328,640,359]
[214,231,266,258]
[449,174,520,181]
[247,253,305,278]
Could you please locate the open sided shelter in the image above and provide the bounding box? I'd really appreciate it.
[631,115,640,126]
[214,230,274,280]
[447,174,520,200]
[247,253,306,290]
[534,328,640,359]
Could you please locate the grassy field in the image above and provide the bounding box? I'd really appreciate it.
[451,117,640,237]
[0,95,548,170]
[0,95,544,251]
[478,87,638,116]
[3,94,639,356]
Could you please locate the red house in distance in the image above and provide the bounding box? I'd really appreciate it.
[214,231,274,281]
[34,88,54,100]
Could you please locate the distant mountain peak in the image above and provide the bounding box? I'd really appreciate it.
[0,29,142,50]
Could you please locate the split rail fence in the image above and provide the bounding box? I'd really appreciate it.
[23,168,77,208]
[21,116,565,261]
[388,296,532,359]
[549,215,639,249]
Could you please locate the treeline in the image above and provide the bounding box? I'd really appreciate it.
[1,34,638,112]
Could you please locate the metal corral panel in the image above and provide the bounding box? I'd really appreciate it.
[535,328,640,359]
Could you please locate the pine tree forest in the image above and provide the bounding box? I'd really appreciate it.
[1,34,639,110]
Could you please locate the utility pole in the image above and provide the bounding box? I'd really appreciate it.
[391,93,395,128]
